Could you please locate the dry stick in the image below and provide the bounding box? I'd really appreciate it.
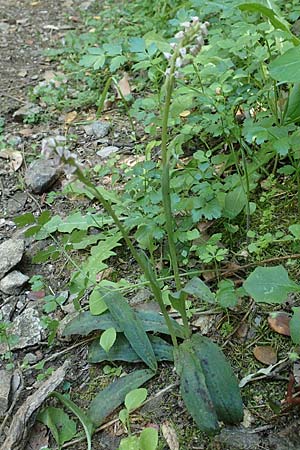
[221,253,300,276]
[0,368,24,439]
[61,382,177,449]
[26,337,95,372]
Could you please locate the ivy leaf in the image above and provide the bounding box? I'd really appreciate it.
[243,265,300,304]
[100,327,117,353]
[290,307,300,344]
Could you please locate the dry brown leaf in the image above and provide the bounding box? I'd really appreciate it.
[179,110,191,118]
[268,311,291,336]
[64,111,77,124]
[253,346,277,365]
[117,73,131,98]
[19,128,33,137]
[0,150,23,171]
[161,421,179,450]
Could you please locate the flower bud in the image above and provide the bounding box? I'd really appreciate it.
[175,30,185,40]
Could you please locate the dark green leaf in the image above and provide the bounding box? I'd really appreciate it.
[183,278,215,304]
[88,334,173,363]
[269,47,300,83]
[243,265,300,303]
[223,186,247,219]
[63,310,185,338]
[88,369,154,426]
[103,290,157,371]
[38,407,77,446]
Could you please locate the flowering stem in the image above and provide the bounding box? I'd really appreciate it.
[161,69,190,337]
[75,170,178,348]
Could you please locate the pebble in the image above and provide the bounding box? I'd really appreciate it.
[0,370,12,417]
[0,270,29,294]
[84,120,110,138]
[25,158,61,194]
[0,238,25,279]
[96,145,119,159]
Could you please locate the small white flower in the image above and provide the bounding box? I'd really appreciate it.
[170,42,177,49]
[165,68,171,76]
[163,52,172,60]
[179,47,187,57]
[200,22,209,36]
[175,57,183,68]
[181,21,191,29]
[196,36,204,46]
[175,30,185,40]
[190,45,200,56]
[191,16,200,24]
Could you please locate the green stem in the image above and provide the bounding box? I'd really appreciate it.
[161,71,190,338]
[76,170,178,347]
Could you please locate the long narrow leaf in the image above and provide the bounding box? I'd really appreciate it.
[51,392,94,450]
[88,369,154,426]
[103,289,157,371]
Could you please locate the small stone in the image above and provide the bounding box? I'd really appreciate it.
[216,428,261,450]
[0,238,25,279]
[0,370,12,417]
[13,103,41,121]
[96,146,119,159]
[84,120,110,138]
[25,352,38,364]
[0,271,29,294]
[25,159,60,194]
[7,191,27,215]
[79,0,94,10]
[9,308,43,350]
[0,22,10,32]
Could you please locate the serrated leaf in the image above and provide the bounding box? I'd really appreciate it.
[63,310,185,338]
[103,290,157,371]
[38,407,77,446]
[243,265,300,304]
[100,327,116,353]
[290,307,300,344]
[88,369,155,425]
[183,277,215,303]
[51,392,94,450]
[89,288,108,315]
[125,388,147,412]
[88,334,173,363]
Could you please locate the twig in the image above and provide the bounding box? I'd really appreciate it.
[0,368,24,439]
[0,93,26,104]
[61,382,177,449]
[221,254,300,276]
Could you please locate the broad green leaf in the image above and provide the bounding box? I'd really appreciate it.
[88,369,155,425]
[169,291,188,319]
[38,407,77,447]
[103,290,157,371]
[243,265,300,304]
[100,327,117,353]
[125,388,147,412]
[269,47,300,83]
[223,186,247,219]
[139,427,159,450]
[63,310,185,338]
[118,435,140,450]
[290,307,300,344]
[183,277,215,303]
[88,334,174,363]
[89,288,108,315]
[128,37,146,53]
[14,212,35,227]
[118,408,128,427]
[286,84,300,122]
[289,224,300,239]
[51,392,94,450]
[79,48,106,70]
[238,3,299,44]
[216,280,238,308]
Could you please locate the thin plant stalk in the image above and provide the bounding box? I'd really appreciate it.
[75,170,178,347]
[161,66,190,337]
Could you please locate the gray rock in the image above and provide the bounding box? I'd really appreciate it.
[0,370,12,417]
[0,238,25,279]
[79,0,94,10]
[84,121,110,138]
[7,192,27,214]
[0,22,10,33]
[8,308,43,350]
[268,419,300,449]
[0,270,29,294]
[25,158,60,194]
[216,428,261,450]
[13,103,41,121]
[96,146,119,159]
